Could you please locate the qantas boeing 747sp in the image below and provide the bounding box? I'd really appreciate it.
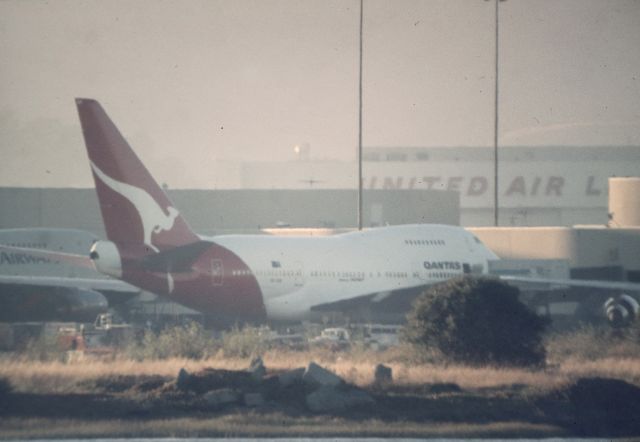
[2,99,638,324]
[80,98,499,322]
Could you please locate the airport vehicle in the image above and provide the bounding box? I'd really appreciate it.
[310,327,351,350]
[2,99,639,325]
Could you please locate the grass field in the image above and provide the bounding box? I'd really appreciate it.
[1,325,639,438]
[2,339,640,394]
[0,416,565,439]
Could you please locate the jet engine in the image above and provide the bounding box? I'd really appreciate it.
[604,294,640,328]
[89,241,122,278]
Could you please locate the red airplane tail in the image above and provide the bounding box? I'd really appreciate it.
[76,98,199,252]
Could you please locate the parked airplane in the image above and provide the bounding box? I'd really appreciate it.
[2,98,638,324]
[0,99,501,323]
[0,228,138,321]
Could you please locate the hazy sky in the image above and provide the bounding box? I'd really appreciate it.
[1,0,639,187]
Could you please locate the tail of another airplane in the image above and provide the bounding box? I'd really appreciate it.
[76,98,199,252]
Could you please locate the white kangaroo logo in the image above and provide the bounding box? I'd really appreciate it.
[91,162,180,253]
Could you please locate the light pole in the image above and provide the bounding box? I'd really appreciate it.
[357,0,364,230]
[491,0,506,226]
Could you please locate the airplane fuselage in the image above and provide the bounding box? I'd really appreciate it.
[97,224,497,322]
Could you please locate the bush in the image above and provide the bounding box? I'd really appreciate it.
[125,321,217,360]
[403,277,548,367]
[220,325,271,358]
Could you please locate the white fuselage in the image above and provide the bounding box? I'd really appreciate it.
[210,224,498,320]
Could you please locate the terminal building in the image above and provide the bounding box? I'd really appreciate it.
[203,145,640,227]
[470,177,640,284]
[3,145,639,231]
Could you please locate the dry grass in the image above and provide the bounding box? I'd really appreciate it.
[0,416,564,439]
[0,355,239,393]
[2,346,639,395]
[559,357,640,385]
[0,350,558,393]
[2,325,640,394]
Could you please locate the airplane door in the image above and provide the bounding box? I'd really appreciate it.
[413,261,428,281]
[294,261,305,288]
[211,259,223,286]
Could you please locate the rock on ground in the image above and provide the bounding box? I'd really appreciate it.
[248,357,266,381]
[203,388,240,407]
[567,377,640,437]
[302,362,343,387]
[278,367,305,388]
[374,364,392,384]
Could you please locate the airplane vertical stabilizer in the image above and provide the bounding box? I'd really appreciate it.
[76,98,199,252]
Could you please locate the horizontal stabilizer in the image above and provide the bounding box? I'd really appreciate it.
[141,241,213,272]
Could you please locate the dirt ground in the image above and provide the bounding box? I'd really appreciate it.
[1,367,639,439]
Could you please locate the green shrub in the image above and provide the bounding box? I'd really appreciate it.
[220,325,271,358]
[125,321,217,360]
[403,277,548,367]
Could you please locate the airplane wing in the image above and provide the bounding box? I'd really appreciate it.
[0,272,141,322]
[0,243,141,322]
[0,244,95,268]
[309,285,426,318]
[0,274,138,292]
[0,243,140,293]
[308,275,640,323]
[497,275,640,292]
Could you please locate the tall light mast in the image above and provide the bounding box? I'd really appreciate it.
[492,0,505,226]
[357,0,364,230]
